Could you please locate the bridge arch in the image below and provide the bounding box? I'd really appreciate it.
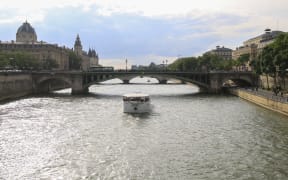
[32,71,257,94]
[222,78,252,87]
[220,74,254,88]
[82,73,210,91]
[34,76,72,93]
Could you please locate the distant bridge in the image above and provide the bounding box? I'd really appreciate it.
[32,71,258,94]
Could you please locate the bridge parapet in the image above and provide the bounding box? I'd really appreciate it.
[31,71,258,94]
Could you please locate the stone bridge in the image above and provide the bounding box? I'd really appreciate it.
[31,71,258,94]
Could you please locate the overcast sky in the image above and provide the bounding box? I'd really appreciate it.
[0,0,287,68]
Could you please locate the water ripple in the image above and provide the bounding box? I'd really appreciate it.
[1,84,288,179]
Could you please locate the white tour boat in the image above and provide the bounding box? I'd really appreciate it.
[123,93,151,113]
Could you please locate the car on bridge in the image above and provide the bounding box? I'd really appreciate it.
[88,66,114,72]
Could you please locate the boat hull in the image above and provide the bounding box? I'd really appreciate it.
[123,101,150,113]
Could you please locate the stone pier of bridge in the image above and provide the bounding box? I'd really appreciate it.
[71,74,89,94]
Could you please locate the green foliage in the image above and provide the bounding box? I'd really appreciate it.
[168,57,199,71]
[0,54,10,68]
[272,33,288,75]
[69,51,82,70]
[249,58,262,74]
[252,32,288,75]
[0,51,40,70]
[42,58,59,70]
[235,53,250,66]
[0,51,61,70]
[262,46,275,75]
[168,53,234,72]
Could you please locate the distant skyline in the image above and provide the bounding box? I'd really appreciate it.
[0,0,287,68]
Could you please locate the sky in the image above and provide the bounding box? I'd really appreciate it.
[0,0,287,69]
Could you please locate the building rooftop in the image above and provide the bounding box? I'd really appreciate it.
[17,21,36,34]
[244,30,283,44]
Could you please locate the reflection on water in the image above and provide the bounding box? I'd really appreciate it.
[1,81,288,179]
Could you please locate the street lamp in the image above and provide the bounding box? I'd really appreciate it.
[125,59,128,72]
[165,59,168,71]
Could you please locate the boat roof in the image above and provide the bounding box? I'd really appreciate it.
[123,93,149,98]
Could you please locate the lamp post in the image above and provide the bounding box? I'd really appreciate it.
[165,59,168,71]
[125,59,128,72]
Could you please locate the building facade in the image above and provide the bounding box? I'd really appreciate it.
[206,46,232,60]
[73,34,99,70]
[0,21,99,70]
[0,41,70,70]
[232,29,283,61]
[88,48,99,67]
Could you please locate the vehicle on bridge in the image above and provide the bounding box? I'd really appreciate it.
[88,66,114,72]
[123,93,151,113]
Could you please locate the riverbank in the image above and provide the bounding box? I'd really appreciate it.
[229,88,288,117]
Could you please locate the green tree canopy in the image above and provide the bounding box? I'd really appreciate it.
[0,51,40,70]
[69,51,82,70]
[251,32,288,75]
[168,53,234,72]
[235,53,250,66]
[42,58,59,70]
[272,33,288,74]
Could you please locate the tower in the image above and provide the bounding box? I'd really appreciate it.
[74,34,82,56]
[88,48,99,66]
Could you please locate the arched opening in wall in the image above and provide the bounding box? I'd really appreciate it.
[130,76,158,84]
[88,78,123,93]
[37,78,71,94]
[100,78,123,84]
[222,79,252,88]
[166,78,185,84]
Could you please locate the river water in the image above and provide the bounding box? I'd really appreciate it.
[1,78,288,179]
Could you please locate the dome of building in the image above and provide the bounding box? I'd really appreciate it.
[16,21,37,43]
[17,21,36,34]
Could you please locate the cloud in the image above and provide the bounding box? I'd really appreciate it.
[0,0,287,66]
[2,0,288,18]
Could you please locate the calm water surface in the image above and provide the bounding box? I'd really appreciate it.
[1,79,288,179]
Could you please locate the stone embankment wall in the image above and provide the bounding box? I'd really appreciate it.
[0,73,33,101]
[259,75,288,90]
[230,88,288,116]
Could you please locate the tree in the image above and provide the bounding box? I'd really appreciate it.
[69,51,82,70]
[0,54,11,69]
[250,57,262,74]
[182,57,199,71]
[42,58,59,70]
[271,33,288,73]
[270,33,288,88]
[168,53,234,72]
[251,32,288,88]
[200,53,232,71]
[168,57,200,71]
[0,51,41,70]
[261,46,276,89]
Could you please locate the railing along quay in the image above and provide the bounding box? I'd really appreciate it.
[239,88,288,104]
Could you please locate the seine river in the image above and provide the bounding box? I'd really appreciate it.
[1,78,288,179]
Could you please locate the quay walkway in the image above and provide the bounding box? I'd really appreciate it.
[229,87,288,116]
[239,88,288,104]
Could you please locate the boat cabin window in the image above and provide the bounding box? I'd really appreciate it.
[123,96,149,102]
